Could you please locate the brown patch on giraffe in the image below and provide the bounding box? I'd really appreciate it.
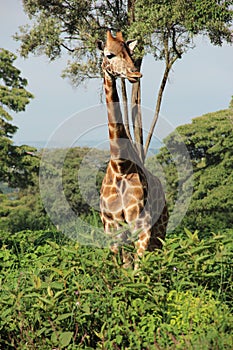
[102,168,114,185]
[107,195,122,212]
[110,160,119,173]
[109,127,115,140]
[126,173,141,185]
[139,232,147,241]
[123,194,136,208]
[101,186,108,197]
[114,210,124,221]
[125,205,139,222]
[102,185,115,198]
[134,187,144,199]
[137,202,144,214]
[137,247,144,256]
[119,160,135,174]
[115,175,122,183]
[103,211,114,220]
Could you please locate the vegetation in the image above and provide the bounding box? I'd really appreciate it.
[0,228,232,349]
[0,147,107,233]
[1,104,232,235]
[147,106,233,233]
[15,0,233,160]
[1,102,232,347]
[0,48,40,232]
[0,4,232,348]
[1,102,232,348]
[0,48,37,188]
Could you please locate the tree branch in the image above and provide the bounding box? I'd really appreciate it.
[144,64,170,157]
[61,43,75,52]
[131,80,145,162]
[144,36,179,157]
[172,26,182,58]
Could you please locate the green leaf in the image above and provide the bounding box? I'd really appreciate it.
[59,331,73,348]
[116,334,123,345]
[37,296,54,305]
[189,245,211,254]
[56,313,73,321]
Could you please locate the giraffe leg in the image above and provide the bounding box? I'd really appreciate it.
[117,229,134,268]
[134,230,150,270]
[107,224,133,268]
[122,247,133,268]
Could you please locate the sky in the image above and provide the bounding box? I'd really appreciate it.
[1,0,233,148]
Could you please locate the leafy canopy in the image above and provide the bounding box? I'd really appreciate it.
[14,1,233,160]
[16,0,233,85]
[0,48,37,188]
[151,105,233,233]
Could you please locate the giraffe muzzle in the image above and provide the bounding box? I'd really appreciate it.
[127,71,143,83]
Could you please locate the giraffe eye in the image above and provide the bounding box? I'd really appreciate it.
[106,53,115,59]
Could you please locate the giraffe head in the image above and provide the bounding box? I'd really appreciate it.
[98,30,142,83]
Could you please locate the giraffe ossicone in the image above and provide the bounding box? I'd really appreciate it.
[98,30,169,268]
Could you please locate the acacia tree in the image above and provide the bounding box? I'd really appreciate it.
[0,48,36,188]
[16,0,233,161]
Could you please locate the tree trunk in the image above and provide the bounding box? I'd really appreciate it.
[130,58,145,162]
[121,78,133,143]
[131,78,145,163]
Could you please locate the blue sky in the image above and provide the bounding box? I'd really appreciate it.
[1,0,233,147]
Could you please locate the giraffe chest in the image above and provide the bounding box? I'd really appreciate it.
[100,171,145,216]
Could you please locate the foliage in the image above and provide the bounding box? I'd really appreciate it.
[15,1,233,159]
[0,48,37,188]
[0,147,106,233]
[2,104,232,234]
[16,1,233,81]
[0,228,232,349]
[149,106,233,233]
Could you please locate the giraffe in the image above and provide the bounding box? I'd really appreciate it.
[98,30,169,268]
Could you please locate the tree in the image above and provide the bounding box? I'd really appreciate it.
[15,0,233,161]
[0,146,106,233]
[0,48,36,188]
[149,105,233,233]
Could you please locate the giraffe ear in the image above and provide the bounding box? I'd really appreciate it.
[126,40,138,52]
[96,40,104,51]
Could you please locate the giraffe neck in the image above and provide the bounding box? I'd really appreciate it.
[104,72,139,172]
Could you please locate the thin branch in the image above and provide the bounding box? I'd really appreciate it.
[144,65,170,156]
[144,32,182,156]
[144,48,179,156]
[61,43,75,52]
[171,26,182,58]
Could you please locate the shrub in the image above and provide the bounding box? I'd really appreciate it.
[0,229,232,349]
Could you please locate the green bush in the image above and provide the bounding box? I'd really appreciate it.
[0,229,232,349]
[151,108,233,233]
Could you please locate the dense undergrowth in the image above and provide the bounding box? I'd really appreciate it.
[0,228,232,349]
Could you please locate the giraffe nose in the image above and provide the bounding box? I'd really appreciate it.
[129,66,142,77]
[129,67,142,77]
